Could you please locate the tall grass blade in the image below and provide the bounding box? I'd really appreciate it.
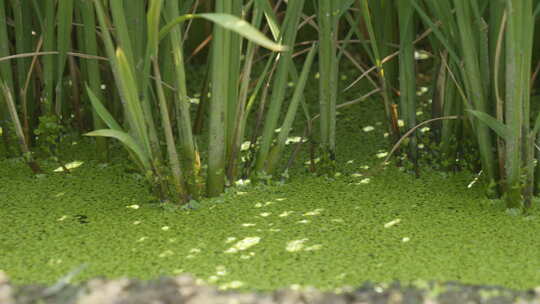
[254,0,305,176]
[398,0,418,165]
[55,0,74,117]
[266,43,317,174]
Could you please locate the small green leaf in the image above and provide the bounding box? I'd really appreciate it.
[531,112,540,135]
[159,13,287,52]
[86,86,122,131]
[467,110,510,140]
[85,129,150,170]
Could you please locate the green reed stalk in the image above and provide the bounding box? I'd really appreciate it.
[398,0,417,164]
[91,0,155,171]
[225,1,243,162]
[207,0,232,196]
[489,0,506,181]
[148,0,189,203]
[413,0,498,197]
[227,2,264,182]
[79,0,107,160]
[0,0,14,102]
[55,0,74,117]
[253,0,305,176]
[0,0,14,153]
[266,44,317,174]
[317,0,339,171]
[439,55,461,167]
[125,0,146,70]
[0,1,13,109]
[41,0,56,113]
[109,0,162,163]
[505,0,534,208]
[9,0,35,142]
[1,82,42,173]
[153,59,188,202]
[453,0,497,197]
[109,1,136,74]
[358,0,401,144]
[164,0,202,199]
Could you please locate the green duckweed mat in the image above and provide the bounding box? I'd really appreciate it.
[1,93,540,292]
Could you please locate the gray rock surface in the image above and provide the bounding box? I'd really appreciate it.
[2,271,540,304]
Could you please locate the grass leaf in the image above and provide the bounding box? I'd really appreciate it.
[467,110,509,140]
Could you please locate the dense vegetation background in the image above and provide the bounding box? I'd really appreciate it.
[1,0,539,211]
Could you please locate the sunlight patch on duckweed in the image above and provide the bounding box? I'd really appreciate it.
[216,265,227,276]
[305,244,323,251]
[240,252,255,259]
[240,141,251,151]
[286,239,308,252]
[414,50,430,60]
[286,137,303,144]
[242,223,256,227]
[303,208,324,216]
[376,152,388,158]
[384,218,401,228]
[235,179,251,186]
[356,178,371,185]
[363,126,375,132]
[47,259,63,266]
[416,86,429,96]
[304,157,320,165]
[158,250,174,258]
[53,161,84,172]
[219,280,244,290]
[225,237,261,253]
[279,211,293,217]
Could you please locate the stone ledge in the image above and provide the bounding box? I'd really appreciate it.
[2,271,540,304]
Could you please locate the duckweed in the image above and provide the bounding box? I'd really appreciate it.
[1,94,540,292]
